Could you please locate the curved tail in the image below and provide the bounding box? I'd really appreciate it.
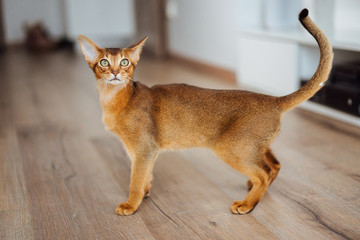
[278,9,333,111]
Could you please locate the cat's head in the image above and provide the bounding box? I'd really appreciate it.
[78,35,147,86]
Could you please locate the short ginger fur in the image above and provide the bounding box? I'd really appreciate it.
[78,9,333,215]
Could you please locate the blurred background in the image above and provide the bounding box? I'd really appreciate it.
[0,0,360,125]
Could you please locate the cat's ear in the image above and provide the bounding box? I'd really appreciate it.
[127,36,148,64]
[78,35,102,64]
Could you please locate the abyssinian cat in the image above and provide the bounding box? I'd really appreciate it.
[78,9,333,215]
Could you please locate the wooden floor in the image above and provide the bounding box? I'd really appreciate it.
[1,48,360,240]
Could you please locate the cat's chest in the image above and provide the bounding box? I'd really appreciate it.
[102,111,122,133]
[98,88,118,105]
[99,92,128,132]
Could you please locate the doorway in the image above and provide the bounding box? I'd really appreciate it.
[0,0,5,52]
[134,0,167,58]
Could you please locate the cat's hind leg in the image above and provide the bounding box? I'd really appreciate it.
[247,148,281,191]
[215,145,274,214]
[232,160,271,214]
[264,148,281,184]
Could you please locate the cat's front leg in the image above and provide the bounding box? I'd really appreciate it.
[144,172,153,197]
[115,151,157,215]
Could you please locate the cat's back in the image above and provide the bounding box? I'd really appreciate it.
[151,83,251,101]
[150,83,278,111]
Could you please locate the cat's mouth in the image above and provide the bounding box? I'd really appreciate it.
[107,78,124,85]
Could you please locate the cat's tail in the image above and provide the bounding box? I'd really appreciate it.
[278,9,333,111]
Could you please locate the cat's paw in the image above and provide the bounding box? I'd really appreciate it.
[115,203,136,216]
[231,201,257,215]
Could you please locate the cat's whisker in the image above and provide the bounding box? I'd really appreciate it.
[94,81,99,88]
[93,81,102,89]
[95,80,104,89]
[122,76,137,89]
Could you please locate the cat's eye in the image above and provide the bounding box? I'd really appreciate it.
[120,58,129,67]
[100,59,109,67]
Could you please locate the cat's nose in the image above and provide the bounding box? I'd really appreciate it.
[112,71,118,76]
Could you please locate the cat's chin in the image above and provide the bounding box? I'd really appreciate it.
[105,79,125,85]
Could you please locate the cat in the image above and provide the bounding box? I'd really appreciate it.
[78,9,333,215]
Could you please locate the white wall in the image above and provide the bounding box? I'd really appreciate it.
[334,0,360,43]
[3,0,65,44]
[2,0,135,46]
[167,0,237,71]
[65,0,135,45]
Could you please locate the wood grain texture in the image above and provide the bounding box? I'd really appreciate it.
[0,48,359,239]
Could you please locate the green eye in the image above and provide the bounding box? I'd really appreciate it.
[100,59,109,67]
[120,58,129,67]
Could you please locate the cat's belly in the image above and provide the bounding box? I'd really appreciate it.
[158,130,209,150]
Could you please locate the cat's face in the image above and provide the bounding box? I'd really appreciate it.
[78,35,147,86]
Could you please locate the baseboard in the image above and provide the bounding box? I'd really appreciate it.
[169,53,236,85]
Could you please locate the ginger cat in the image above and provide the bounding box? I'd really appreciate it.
[78,9,333,215]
